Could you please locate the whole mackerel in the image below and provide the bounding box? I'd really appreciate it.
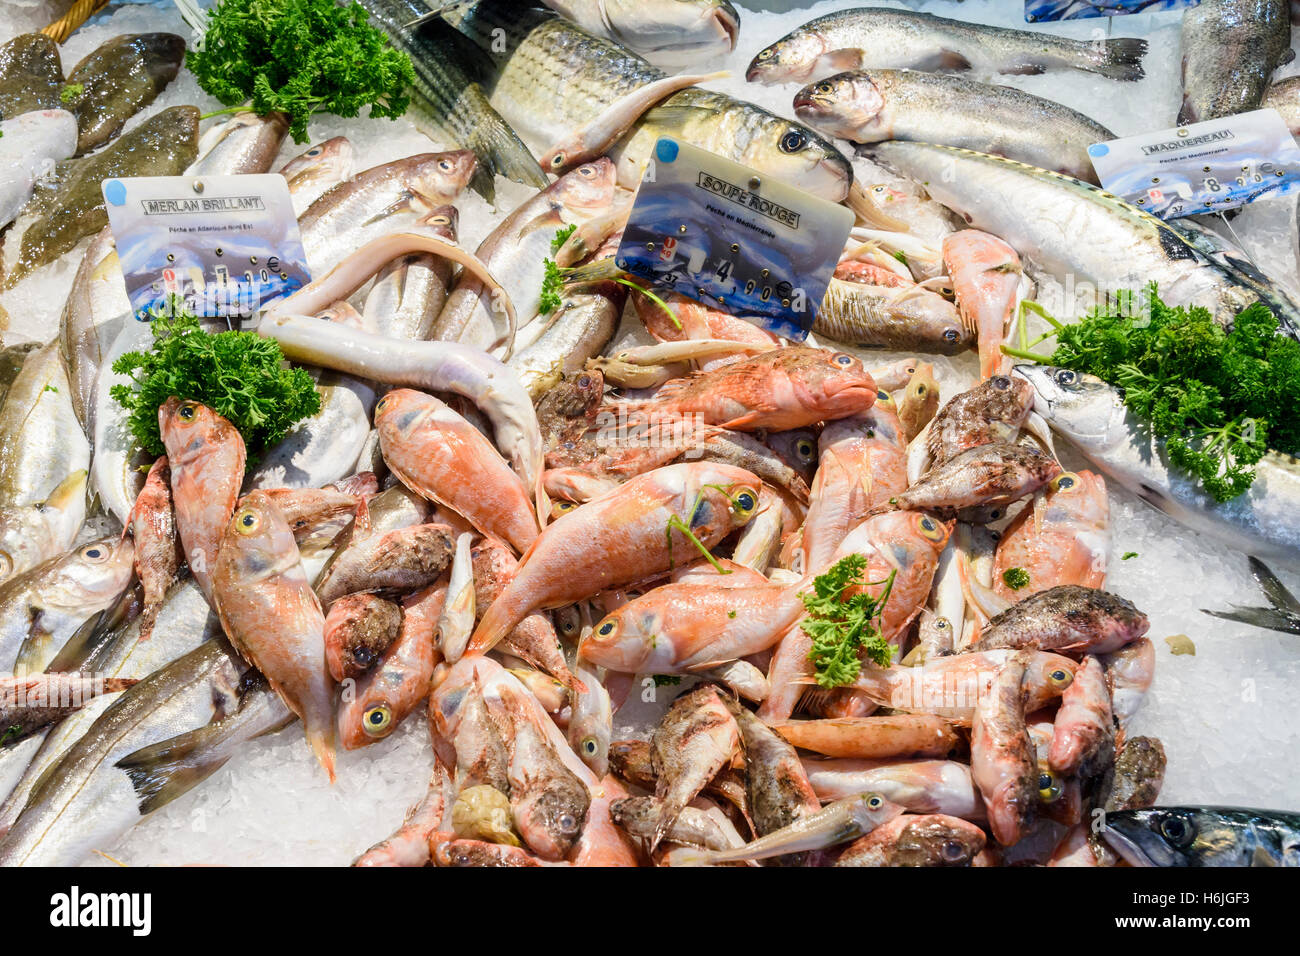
[867,141,1300,335]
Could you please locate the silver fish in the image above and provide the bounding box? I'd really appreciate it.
[187,111,290,176]
[0,341,90,509]
[280,137,356,216]
[0,471,87,586]
[0,109,77,229]
[1178,0,1292,124]
[545,0,740,68]
[1103,806,1300,866]
[58,228,128,435]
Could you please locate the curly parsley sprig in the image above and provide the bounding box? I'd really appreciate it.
[800,555,896,688]
[187,0,415,144]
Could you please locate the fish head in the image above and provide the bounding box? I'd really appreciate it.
[680,464,764,535]
[569,665,612,778]
[0,469,88,583]
[280,136,355,183]
[218,491,298,583]
[43,535,137,611]
[746,31,829,84]
[1043,469,1108,526]
[850,792,907,831]
[1012,365,1127,453]
[373,388,438,444]
[966,373,1036,432]
[411,150,478,203]
[553,158,618,214]
[580,605,659,673]
[602,0,739,65]
[513,767,587,860]
[158,398,243,470]
[1025,651,1078,701]
[417,203,459,240]
[743,118,852,202]
[765,427,819,481]
[786,348,878,422]
[1101,808,1248,866]
[794,71,886,140]
[892,815,987,866]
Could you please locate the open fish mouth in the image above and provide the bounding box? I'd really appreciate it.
[713,4,740,51]
[1099,820,1162,866]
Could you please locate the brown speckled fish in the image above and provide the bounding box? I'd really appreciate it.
[160,399,245,602]
[968,585,1149,655]
[375,388,538,554]
[879,442,1060,522]
[835,813,986,866]
[651,683,741,851]
[970,650,1036,845]
[926,374,1034,467]
[324,593,402,682]
[211,491,336,780]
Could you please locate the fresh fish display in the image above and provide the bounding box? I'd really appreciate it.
[280,137,356,215]
[0,471,87,586]
[747,9,1148,84]
[57,228,128,434]
[187,111,290,176]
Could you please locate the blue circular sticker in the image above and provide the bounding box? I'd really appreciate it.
[1088,143,1109,158]
[655,138,679,164]
[104,180,127,206]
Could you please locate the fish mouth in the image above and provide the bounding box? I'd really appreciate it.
[713,3,740,51]
[1099,819,1163,866]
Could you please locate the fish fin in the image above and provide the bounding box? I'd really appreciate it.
[1088,37,1147,82]
[463,84,548,200]
[115,729,239,815]
[933,49,973,71]
[683,659,736,673]
[1248,556,1300,616]
[719,412,762,430]
[846,182,910,231]
[1200,605,1300,635]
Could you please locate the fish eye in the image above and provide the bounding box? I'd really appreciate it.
[757,47,774,60]
[80,544,109,562]
[577,374,592,389]
[178,402,198,421]
[306,147,321,157]
[943,328,960,342]
[795,437,815,461]
[1055,369,1077,387]
[438,159,454,172]
[915,514,945,542]
[558,813,579,834]
[1049,667,1073,689]
[830,352,856,368]
[374,396,389,416]
[362,703,394,737]
[581,736,598,756]
[991,376,1011,390]
[551,499,578,517]
[934,618,950,630]
[1158,813,1194,846]
[234,509,262,535]
[1050,472,1079,492]
[875,389,893,405]
[550,153,566,168]
[579,164,597,178]
[814,81,833,95]
[352,645,374,667]
[430,215,451,226]
[779,129,807,154]
[1037,770,1063,803]
[940,840,965,862]
[556,607,580,635]
[731,486,758,515]
[865,794,883,809]
[596,617,619,638]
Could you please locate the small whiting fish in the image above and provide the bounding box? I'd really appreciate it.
[57,229,127,435]
[579,576,807,673]
[2,536,135,674]
[0,674,138,747]
[815,276,971,354]
[968,585,1149,655]
[545,0,740,68]
[363,242,457,343]
[728,701,822,865]
[0,342,89,510]
[772,715,960,760]
[511,285,623,400]
[800,395,908,571]
[375,389,539,554]
[354,762,455,866]
[63,33,184,154]
[1101,637,1155,731]
[160,399,246,602]
[993,470,1108,600]
[835,812,986,866]
[1103,806,1300,867]
[668,792,904,866]
[187,111,289,176]
[340,583,446,749]
[211,493,336,780]
[299,151,477,272]
[746,9,1147,84]
[927,374,1035,468]
[897,362,939,444]
[651,683,740,851]
[846,649,1078,726]
[437,533,475,665]
[802,757,980,818]
[470,536,579,689]
[568,659,612,778]
[1049,656,1114,778]
[125,456,179,641]
[608,347,878,432]
[1178,0,1292,125]
[880,441,1061,522]
[468,462,760,654]
[794,69,1113,183]
[942,230,1027,381]
[0,470,87,586]
[970,650,1037,845]
[2,106,198,288]
[324,593,402,682]
[280,137,355,216]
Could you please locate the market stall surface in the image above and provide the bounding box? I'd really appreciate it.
[0,0,1297,866]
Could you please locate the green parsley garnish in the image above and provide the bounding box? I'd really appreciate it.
[1001,567,1030,591]
[186,0,415,144]
[550,224,577,255]
[653,674,681,687]
[59,83,83,104]
[1122,551,1138,560]
[110,301,321,463]
[539,258,565,316]
[891,250,908,266]
[1006,285,1300,502]
[800,554,895,688]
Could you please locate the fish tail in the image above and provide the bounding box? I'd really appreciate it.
[306,717,338,784]
[115,727,240,815]
[467,596,518,656]
[1087,38,1147,82]
[465,94,548,202]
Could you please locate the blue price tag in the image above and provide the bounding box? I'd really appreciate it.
[615,137,854,341]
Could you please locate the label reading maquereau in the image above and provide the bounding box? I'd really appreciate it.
[1088,109,1300,219]
[102,174,310,322]
[615,137,854,341]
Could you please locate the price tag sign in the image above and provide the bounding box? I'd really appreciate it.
[1087,109,1300,219]
[615,137,854,341]
[1025,0,1196,21]
[101,174,310,322]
